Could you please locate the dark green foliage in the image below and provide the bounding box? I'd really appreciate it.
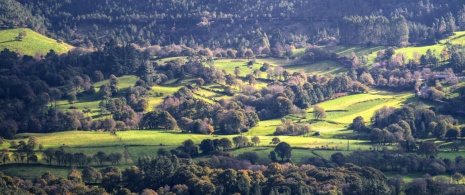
[139,109,177,130]
[274,142,292,162]
[237,152,260,164]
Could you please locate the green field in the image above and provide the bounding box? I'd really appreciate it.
[0,28,73,56]
[311,91,412,124]
[285,60,347,75]
[214,59,264,77]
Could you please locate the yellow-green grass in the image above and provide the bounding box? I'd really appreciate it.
[312,91,412,124]
[395,45,444,60]
[195,88,231,101]
[292,48,306,57]
[148,85,182,110]
[255,58,296,67]
[15,131,121,148]
[285,60,347,75]
[332,45,386,58]
[193,94,216,104]
[214,59,264,77]
[117,130,223,146]
[440,31,465,44]
[93,75,140,92]
[385,31,465,61]
[244,119,283,136]
[0,28,73,56]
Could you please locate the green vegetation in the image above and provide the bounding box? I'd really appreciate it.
[0,28,73,56]
[57,75,140,118]
[285,60,347,75]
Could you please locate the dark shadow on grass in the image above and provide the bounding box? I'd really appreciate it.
[0,40,18,44]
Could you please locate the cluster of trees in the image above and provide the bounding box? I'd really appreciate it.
[4,149,465,194]
[369,103,461,141]
[274,119,311,136]
[1,155,391,194]
[340,15,409,46]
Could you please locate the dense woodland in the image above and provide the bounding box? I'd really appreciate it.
[4,0,465,194]
[1,0,465,49]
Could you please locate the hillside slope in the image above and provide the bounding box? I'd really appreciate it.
[0,28,73,56]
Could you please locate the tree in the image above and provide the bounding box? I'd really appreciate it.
[16,29,27,41]
[434,120,448,139]
[0,149,10,164]
[199,139,215,154]
[140,110,177,130]
[43,148,55,165]
[330,152,346,166]
[445,127,460,140]
[234,66,241,77]
[220,138,233,151]
[352,116,366,135]
[251,136,260,146]
[417,142,438,157]
[178,139,198,157]
[68,169,83,183]
[313,105,327,120]
[270,137,281,145]
[83,167,102,183]
[269,151,278,162]
[232,136,249,148]
[453,172,464,184]
[94,151,107,166]
[243,48,254,60]
[101,172,122,192]
[274,142,292,162]
[237,152,260,164]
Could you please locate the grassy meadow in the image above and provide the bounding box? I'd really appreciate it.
[0,28,73,56]
[285,60,347,75]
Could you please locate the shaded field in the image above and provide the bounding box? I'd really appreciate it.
[0,28,73,56]
[228,147,317,165]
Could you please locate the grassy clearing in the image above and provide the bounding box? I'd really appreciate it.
[313,91,412,124]
[0,28,73,56]
[255,58,296,66]
[15,131,121,148]
[214,59,263,77]
[285,60,347,75]
[148,85,182,110]
[57,76,139,118]
[93,75,140,91]
[330,45,386,58]
[391,31,465,61]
